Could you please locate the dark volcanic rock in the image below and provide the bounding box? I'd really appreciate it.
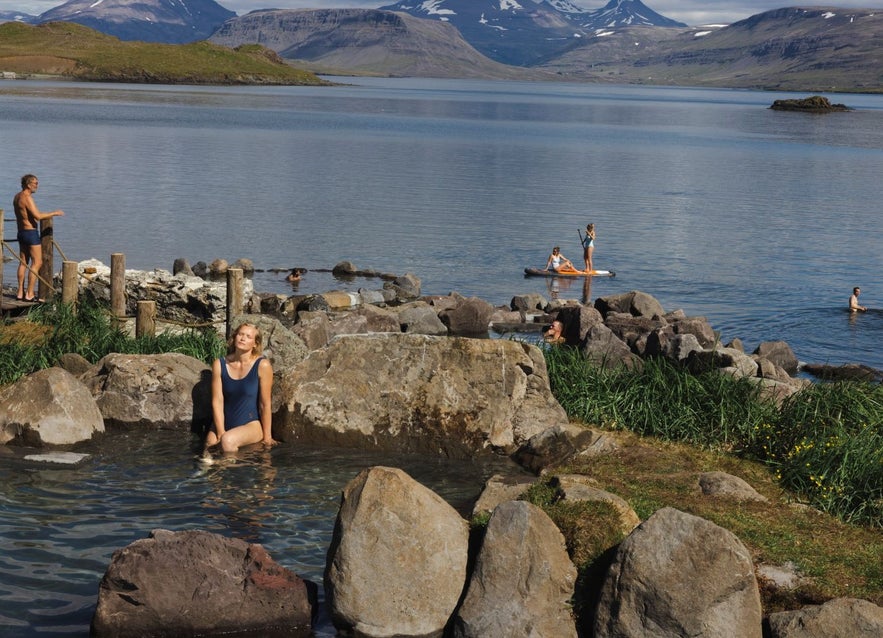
[770,95,850,112]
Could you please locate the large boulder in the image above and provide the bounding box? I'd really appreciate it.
[512,422,601,475]
[275,334,567,457]
[438,296,495,335]
[766,597,883,638]
[581,321,640,370]
[452,500,578,638]
[593,507,762,638]
[754,340,799,374]
[325,466,468,638]
[0,367,104,446]
[394,302,449,336]
[91,529,315,638]
[82,353,212,431]
[291,310,333,350]
[595,290,665,319]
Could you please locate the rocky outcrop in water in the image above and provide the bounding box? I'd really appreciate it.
[770,95,850,112]
[91,529,315,638]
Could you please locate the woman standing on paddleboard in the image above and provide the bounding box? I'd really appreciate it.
[582,223,596,273]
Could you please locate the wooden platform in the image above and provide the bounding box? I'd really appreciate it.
[1,292,41,314]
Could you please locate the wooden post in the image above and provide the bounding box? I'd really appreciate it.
[0,208,4,298]
[110,252,126,320]
[226,268,243,339]
[38,217,54,301]
[136,300,156,338]
[62,261,78,308]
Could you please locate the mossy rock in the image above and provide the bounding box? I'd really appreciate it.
[770,95,850,112]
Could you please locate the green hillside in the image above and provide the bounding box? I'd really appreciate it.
[0,21,329,85]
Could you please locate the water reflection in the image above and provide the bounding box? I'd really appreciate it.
[199,449,279,545]
[543,275,592,305]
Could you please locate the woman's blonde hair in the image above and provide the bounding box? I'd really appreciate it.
[227,322,263,356]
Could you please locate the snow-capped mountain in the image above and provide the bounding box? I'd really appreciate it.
[579,0,685,29]
[380,0,685,65]
[38,0,235,43]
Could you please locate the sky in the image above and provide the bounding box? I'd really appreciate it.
[11,1,883,27]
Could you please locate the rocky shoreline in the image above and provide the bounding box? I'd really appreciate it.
[1,258,881,638]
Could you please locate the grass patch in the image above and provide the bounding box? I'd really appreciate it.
[544,345,882,527]
[540,344,881,612]
[0,21,329,85]
[0,298,225,386]
[555,430,882,609]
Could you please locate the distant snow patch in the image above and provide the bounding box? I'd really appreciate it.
[694,30,712,37]
[595,30,614,37]
[89,0,104,8]
[500,0,523,10]
[421,1,456,16]
[822,12,835,19]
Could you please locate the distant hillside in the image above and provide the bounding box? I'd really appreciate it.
[0,10,36,24]
[209,9,557,80]
[38,0,234,43]
[0,21,328,85]
[538,7,883,91]
[379,0,685,65]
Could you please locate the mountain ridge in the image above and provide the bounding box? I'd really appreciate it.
[378,0,686,65]
[33,0,234,43]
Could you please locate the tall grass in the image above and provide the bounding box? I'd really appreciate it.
[544,344,883,527]
[0,298,226,387]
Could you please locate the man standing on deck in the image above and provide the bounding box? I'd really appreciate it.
[13,174,64,302]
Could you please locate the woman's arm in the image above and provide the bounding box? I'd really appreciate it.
[258,358,275,445]
[210,358,225,438]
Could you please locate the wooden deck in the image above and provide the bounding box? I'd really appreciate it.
[1,291,41,314]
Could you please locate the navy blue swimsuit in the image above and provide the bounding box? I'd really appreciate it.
[220,356,263,429]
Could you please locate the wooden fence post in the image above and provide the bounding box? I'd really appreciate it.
[136,300,156,338]
[62,260,78,308]
[110,252,126,320]
[38,217,54,301]
[226,268,243,339]
[0,208,4,296]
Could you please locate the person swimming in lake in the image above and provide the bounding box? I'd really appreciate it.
[581,223,596,272]
[545,246,577,273]
[205,322,276,454]
[849,287,867,312]
[286,267,306,283]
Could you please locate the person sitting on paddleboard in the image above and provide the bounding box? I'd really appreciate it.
[581,223,596,272]
[545,246,577,273]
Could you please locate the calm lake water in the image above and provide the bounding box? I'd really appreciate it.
[1,77,882,636]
